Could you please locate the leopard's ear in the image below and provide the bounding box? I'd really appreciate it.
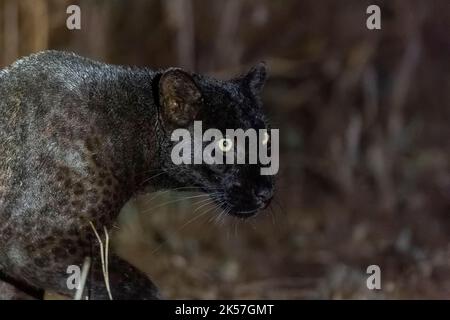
[243,62,267,95]
[159,68,202,126]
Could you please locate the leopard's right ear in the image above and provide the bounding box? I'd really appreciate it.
[243,62,267,95]
[159,68,202,127]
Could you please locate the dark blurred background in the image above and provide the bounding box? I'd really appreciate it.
[1,0,450,298]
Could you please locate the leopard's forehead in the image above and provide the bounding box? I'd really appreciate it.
[190,76,267,132]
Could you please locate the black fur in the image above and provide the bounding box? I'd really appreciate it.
[0,51,274,299]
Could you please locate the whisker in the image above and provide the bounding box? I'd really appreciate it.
[144,187,199,203]
[192,197,219,213]
[192,197,214,207]
[150,200,220,256]
[141,171,168,185]
[140,166,192,185]
[215,204,229,227]
[179,206,215,232]
[141,194,214,214]
[208,200,226,224]
[143,187,222,205]
[198,200,223,219]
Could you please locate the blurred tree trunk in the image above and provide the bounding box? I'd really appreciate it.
[164,0,195,69]
[84,0,109,60]
[20,0,49,54]
[3,0,19,65]
[215,0,243,69]
[69,0,110,60]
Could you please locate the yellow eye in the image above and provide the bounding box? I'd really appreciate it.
[218,138,233,152]
[262,132,270,145]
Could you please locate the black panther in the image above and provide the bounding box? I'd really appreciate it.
[0,51,275,299]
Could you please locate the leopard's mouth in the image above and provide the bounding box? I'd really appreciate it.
[205,192,261,218]
[199,180,273,218]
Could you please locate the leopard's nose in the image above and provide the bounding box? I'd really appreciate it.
[229,181,243,193]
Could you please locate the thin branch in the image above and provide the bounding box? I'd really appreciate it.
[89,221,113,300]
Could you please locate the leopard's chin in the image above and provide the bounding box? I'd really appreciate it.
[212,199,261,218]
[227,208,259,218]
